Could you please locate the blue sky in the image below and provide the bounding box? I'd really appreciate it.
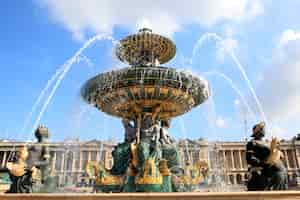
[1,0,300,142]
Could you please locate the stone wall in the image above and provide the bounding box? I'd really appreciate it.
[1,192,300,200]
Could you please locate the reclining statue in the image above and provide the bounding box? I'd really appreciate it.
[5,146,38,193]
[4,125,58,193]
[246,122,288,191]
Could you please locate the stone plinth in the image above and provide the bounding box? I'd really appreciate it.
[1,192,300,200]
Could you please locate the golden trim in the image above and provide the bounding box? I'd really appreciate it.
[86,161,124,186]
[180,164,205,185]
[130,143,139,168]
[95,175,123,186]
[135,158,163,185]
[159,159,171,176]
[99,86,193,120]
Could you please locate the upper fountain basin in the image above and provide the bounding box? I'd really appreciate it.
[115,28,176,66]
[81,66,210,120]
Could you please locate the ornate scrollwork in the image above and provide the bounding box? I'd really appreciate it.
[86,161,123,186]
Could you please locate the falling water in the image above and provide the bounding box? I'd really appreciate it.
[99,142,104,164]
[205,88,218,140]
[30,34,114,134]
[20,55,92,137]
[191,33,268,124]
[203,86,231,191]
[191,33,218,63]
[179,118,192,164]
[203,70,256,121]
[201,85,227,190]
[140,68,146,84]
[69,104,91,138]
[20,67,64,136]
[206,143,229,192]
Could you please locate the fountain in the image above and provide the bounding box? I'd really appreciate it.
[81,28,210,192]
[0,27,298,200]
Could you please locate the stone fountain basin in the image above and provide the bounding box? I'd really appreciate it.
[1,191,300,200]
[81,66,210,120]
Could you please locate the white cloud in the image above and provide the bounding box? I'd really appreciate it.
[223,24,237,38]
[216,37,238,63]
[270,125,288,139]
[257,29,300,138]
[38,0,264,40]
[279,29,300,46]
[234,99,240,106]
[215,116,227,128]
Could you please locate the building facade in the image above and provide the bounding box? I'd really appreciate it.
[0,138,299,186]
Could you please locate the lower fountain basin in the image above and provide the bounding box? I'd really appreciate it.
[1,192,300,200]
[81,66,210,120]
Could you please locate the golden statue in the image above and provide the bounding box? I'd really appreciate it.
[6,146,38,178]
[6,146,39,193]
[181,160,208,185]
[86,161,123,186]
[266,137,284,166]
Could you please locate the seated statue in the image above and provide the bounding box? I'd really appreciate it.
[2,126,58,193]
[246,122,288,191]
[140,114,160,142]
[246,122,270,191]
[122,118,136,143]
[159,120,180,171]
[29,125,58,193]
[6,146,38,193]
[138,115,161,171]
[160,120,175,145]
[111,142,131,175]
[265,137,288,190]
